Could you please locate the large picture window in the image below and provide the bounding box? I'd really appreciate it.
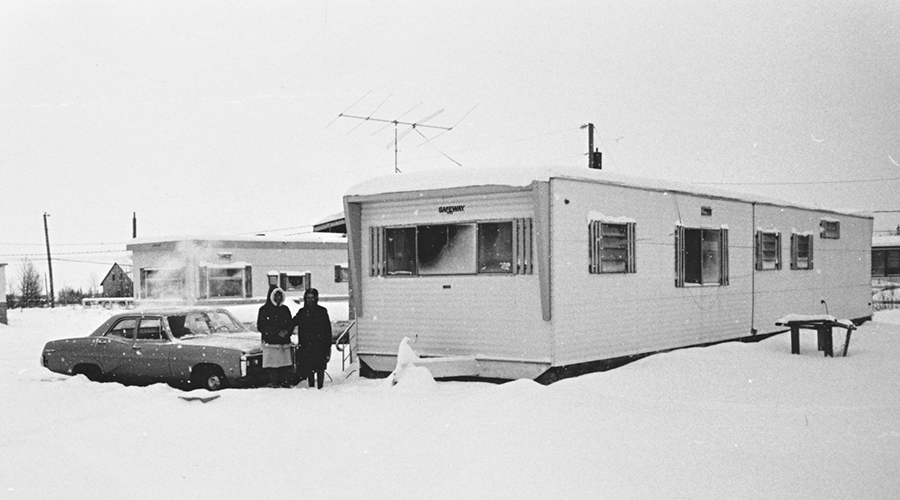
[675,226,729,287]
[755,230,782,271]
[791,233,814,270]
[199,264,252,299]
[417,224,477,275]
[140,267,185,299]
[371,219,533,277]
[873,249,900,277]
[589,221,636,274]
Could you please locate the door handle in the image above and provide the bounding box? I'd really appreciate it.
[96,338,110,345]
[132,345,141,350]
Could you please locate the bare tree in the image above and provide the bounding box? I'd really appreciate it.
[18,259,43,308]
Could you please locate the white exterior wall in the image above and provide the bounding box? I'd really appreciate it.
[550,179,753,366]
[752,205,872,329]
[356,190,552,378]
[130,240,348,304]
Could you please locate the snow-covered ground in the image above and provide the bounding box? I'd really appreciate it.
[1,307,899,499]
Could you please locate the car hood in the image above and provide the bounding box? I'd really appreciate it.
[178,333,263,354]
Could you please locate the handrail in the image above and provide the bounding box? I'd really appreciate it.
[334,319,357,372]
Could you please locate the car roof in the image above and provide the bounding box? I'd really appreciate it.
[108,307,233,318]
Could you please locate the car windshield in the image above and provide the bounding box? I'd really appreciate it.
[167,311,246,339]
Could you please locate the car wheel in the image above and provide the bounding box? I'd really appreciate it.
[194,366,227,391]
[73,364,102,382]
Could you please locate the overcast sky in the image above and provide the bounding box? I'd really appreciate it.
[1,0,899,290]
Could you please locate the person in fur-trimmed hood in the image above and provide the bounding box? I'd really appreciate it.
[257,286,295,387]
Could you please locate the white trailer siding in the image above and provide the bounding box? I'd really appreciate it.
[345,167,874,381]
[549,178,752,366]
[355,189,553,378]
[751,205,872,330]
[128,237,348,305]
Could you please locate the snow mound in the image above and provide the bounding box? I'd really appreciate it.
[385,337,436,389]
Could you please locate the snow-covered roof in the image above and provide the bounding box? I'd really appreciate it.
[873,236,900,248]
[128,232,346,246]
[315,211,345,226]
[345,166,872,218]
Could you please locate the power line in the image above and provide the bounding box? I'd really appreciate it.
[694,176,900,186]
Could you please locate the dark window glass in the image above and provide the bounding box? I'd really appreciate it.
[107,318,137,339]
[416,224,476,275]
[478,222,513,273]
[385,227,417,275]
[684,228,721,285]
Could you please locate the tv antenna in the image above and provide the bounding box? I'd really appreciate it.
[332,95,473,173]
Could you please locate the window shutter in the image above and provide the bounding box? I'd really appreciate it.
[719,228,729,286]
[675,225,685,288]
[370,226,385,277]
[627,222,636,273]
[790,234,798,270]
[589,221,599,274]
[775,233,782,270]
[754,231,762,271]
[334,265,342,283]
[244,266,252,298]
[808,237,814,270]
[513,218,533,275]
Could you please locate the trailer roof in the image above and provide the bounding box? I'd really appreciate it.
[873,235,900,248]
[346,166,872,218]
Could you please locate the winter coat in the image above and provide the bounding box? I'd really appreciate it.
[294,303,332,372]
[257,287,293,345]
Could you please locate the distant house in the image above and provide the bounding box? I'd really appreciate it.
[126,232,349,314]
[0,263,7,325]
[100,263,133,298]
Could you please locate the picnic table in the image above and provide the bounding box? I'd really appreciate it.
[775,314,856,357]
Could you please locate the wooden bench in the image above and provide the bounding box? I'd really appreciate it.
[775,315,856,357]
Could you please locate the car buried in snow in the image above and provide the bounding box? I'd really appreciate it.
[40,308,268,391]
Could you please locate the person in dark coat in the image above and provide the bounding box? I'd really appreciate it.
[257,286,295,387]
[293,288,332,389]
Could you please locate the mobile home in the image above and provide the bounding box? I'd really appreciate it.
[343,166,872,382]
[127,233,348,307]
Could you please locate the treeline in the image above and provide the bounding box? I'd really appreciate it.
[5,259,123,309]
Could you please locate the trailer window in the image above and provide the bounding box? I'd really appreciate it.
[199,265,252,299]
[589,221,636,274]
[791,234,813,270]
[755,231,782,271]
[873,249,900,277]
[675,226,729,287]
[820,219,840,239]
[140,267,185,299]
[478,222,513,273]
[418,224,477,275]
[373,219,533,277]
[385,227,416,275]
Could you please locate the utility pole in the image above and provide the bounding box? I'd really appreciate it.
[133,212,137,238]
[43,212,55,308]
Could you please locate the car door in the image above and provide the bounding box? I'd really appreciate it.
[128,317,172,384]
[94,317,137,382]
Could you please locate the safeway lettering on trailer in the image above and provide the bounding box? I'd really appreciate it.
[438,205,465,214]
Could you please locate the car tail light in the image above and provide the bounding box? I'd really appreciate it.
[240,356,248,377]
